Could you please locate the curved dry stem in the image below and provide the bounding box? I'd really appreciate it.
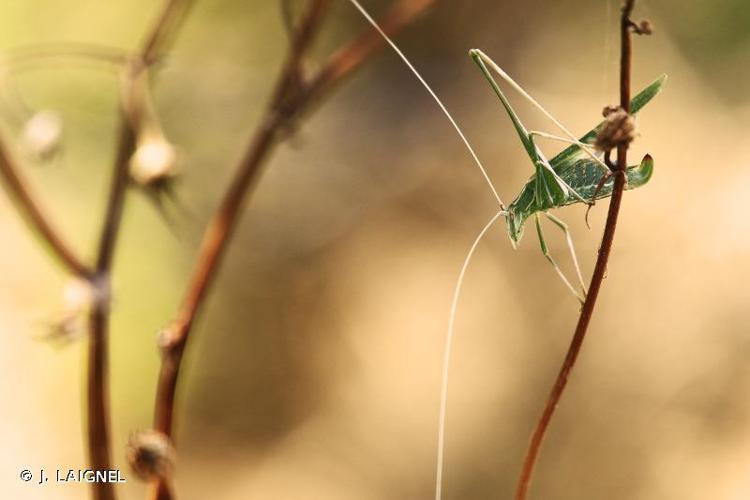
[147,1,436,499]
[0,139,93,278]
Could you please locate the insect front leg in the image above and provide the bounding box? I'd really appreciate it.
[534,213,586,304]
[584,171,613,228]
[584,149,623,227]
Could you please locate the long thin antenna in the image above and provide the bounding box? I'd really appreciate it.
[436,210,505,500]
[346,0,505,209]
[345,3,508,498]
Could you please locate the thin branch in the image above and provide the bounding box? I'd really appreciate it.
[514,1,636,499]
[86,2,192,500]
[0,140,94,278]
[304,0,435,101]
[149,3,331,498]
[147,1,435,499]
[139,0,194,65]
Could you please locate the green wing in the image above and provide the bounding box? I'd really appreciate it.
[555,154,653,206]
[507,155,654,244]
[505,75,665,244]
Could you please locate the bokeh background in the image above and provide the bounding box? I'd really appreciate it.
[2,0,750,499]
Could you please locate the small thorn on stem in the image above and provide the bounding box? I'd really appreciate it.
[157,321,183,356]
[629,19,653,35]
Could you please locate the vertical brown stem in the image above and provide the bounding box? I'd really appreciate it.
[86,286,116,500]
[514,1,636,499]
[85,122,134,500]
[86,2,192,500]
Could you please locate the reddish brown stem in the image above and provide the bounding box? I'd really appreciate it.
[148,1,435,499]
[305,0,435,100]
[0,141,93,279]
[514,1,636,499]
[153,0,333,438]
[86,2,191,500]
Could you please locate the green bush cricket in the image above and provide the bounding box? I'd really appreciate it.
[347,2,665,498]
[347,0,665,303]
[471,48,664,301]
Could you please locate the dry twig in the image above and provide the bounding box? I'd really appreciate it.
[147,1,435,499]
[514,1,639,498]
[87,2,193,500]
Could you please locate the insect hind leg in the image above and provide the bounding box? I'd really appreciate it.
[534,213,586,303]
[544,212,588,297]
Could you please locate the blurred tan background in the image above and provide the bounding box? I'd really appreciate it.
[1,0,750,499]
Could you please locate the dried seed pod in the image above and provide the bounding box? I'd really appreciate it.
[594,109,636,151]
[22,110,63,160]
[129,134,178,188]
[126,430,175,481]
[129,133,187,233]
[635,19,653,35]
